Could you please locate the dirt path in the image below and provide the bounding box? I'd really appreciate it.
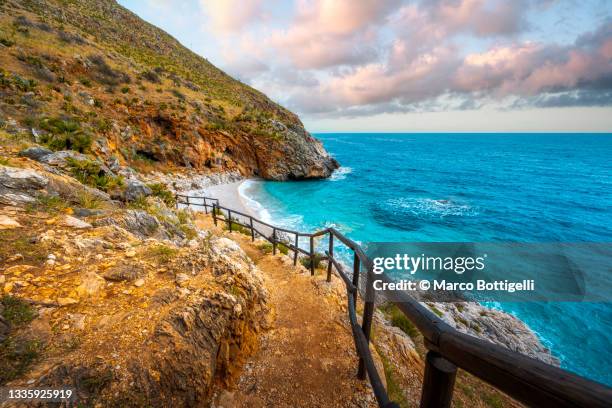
[197,215,377,408]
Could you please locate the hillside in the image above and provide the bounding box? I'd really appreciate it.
[0,0,338,179]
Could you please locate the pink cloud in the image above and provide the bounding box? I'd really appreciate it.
[200,0,265,33]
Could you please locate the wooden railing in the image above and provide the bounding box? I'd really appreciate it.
[176,193,612,408]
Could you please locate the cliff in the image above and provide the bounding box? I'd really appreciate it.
[0,0,338,180]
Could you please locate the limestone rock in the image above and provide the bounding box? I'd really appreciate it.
[76,272,106,297]
[0,165,49,205]
[103,263,145,282]
[123,179,152,202]
[57,297,79,306]
[61,215,92,229]
[0,214,22,229]
[18,146,53,161]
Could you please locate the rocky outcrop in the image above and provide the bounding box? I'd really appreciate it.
[428,302,559,366]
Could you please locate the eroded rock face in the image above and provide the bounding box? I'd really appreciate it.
[0,165,49,205]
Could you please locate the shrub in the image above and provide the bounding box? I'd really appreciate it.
[300,253,325,270]
[1,296,37,326]
[39,117,92,153]
[146,244,178,264]
[147,183,175,207]
[65,157,124,192]
[120,86,130,94]
[0,38,15,47]
[12,75,37,92]
[380,303,419,339]
[88,55,130,85]
[141,70,161,84]
[80,78,92,87]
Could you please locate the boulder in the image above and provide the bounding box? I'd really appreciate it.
[18,146,53,161]
[123,179,152,202]
[0,165,49,205]
[61,215,92,229]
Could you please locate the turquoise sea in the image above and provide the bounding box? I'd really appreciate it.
[240,133,612,386]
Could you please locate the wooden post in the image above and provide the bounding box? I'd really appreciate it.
[272,228,277,255]
[309,235,315,276]
[420,351,457,408]
[358,266,375,380]
[186,196,190,208]
[250,217,255,241]
[293,234,299,266]
[352,252,360,305]
[204,198,208,214]
[326,232,333,282]
[227,209,232,232]
[213,204,217,226]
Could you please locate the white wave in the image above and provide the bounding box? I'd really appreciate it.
[330,166,353,181]
[386,197,478,218]
[238,180,273,224]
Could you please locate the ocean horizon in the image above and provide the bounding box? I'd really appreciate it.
[239,132,612,386]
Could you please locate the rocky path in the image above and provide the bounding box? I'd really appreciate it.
[196,215,377,408]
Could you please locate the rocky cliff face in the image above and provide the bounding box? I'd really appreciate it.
[0,156,270,406]
[0,0,338,180]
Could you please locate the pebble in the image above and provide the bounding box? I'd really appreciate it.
[134,278,145,287]
[57,297,79,306]
[0,215,21,229]
[61,215,92,229]
[125,249,137,258]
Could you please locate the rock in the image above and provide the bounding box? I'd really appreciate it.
[103,263,145,282]
[95,210,160,239]
[61,215,92,229]
[69,313,86,330]
[125,248,136,258]
[3,282,13,294]
[57,297,79,306]
[18,146,53,161]
[76,272,105,297]
[133,278,145,287]
[0,215,22,229]
[4,265,36,275]
[123,179,152,202]
[6,254,24,262]
[0,165,49,205]
[175,273,190,287]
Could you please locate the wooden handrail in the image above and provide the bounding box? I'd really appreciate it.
[179,196,612,408]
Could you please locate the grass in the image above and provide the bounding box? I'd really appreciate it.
[376,346,411,408]
[72,190,104,209]
[223,219,251,236]
[0,156,10,165]
[0,296,41,384]
[146,244,178,264]
[300,252,325,270]
[65,157,124,192]
[427,304,444,318]
[32,193,70,213]
[379,303,419,340]
[38,117,92,153]
[1,296,37,326]
[147,183,175,206]
[257,242,289,255]
[0,230,47,265]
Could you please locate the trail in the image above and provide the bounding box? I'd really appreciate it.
[196,215,377,408]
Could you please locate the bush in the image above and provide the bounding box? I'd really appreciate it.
[141,70,161,84]
[146,244,178,264]
[0,38,15,47]
[300,253,325,270]
[120,86,130,94]
[39,117,92,153]
[65,157,124,192]
[1,296,37,326]
[147,183,175,206]
[380,303,419,339]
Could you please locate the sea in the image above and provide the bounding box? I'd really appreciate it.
[238,133,612,386]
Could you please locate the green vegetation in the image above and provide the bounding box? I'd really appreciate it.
[0,296,41,384]
[146,244,178,264]
[376,347,410,408]
[223,219,251,236]
[39,117,92,153]
[257,241,289,255]
[72,190,104,209]
[0,37,15,47]
[65,157,124,192]
[300,252,325,270]
[33,193,70,213]
[379,303,419,340]
[427,303,444,318]
[1,296,37,326]
[147,183,176,206]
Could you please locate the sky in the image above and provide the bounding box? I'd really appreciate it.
[118,0,612,132]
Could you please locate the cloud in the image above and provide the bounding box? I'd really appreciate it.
[269,0,401,69]
[199,0,265,33]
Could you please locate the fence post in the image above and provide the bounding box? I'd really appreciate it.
[293,234,299,266]
[420,351,457,408]
[204,198,208,214]
[227,209,232,232]
[174,194,179,209]
[309,235,315,276]
[326,232,333,282]
[358,265,375,380]
[186,196,190,208]
[352,252,360,305]
[250,217,255,241]
[272,228,277,255]
[213,204,217,226]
